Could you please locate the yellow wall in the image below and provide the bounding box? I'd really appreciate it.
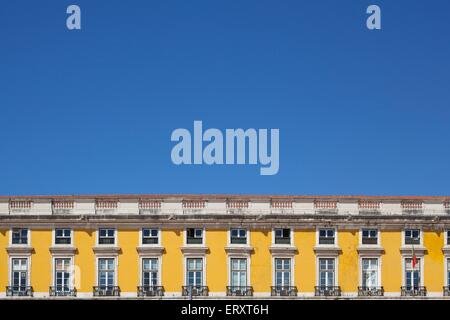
[381,231,402,292]
[295,230,315,292]
[0,229,448,295]
[338,230,359,292]
[250,230,271,292]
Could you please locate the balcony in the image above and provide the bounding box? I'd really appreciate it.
[49,286,77,297]
[137,286,164,297]
[271,286,298,297]
[443,286,450,296]
[358,286,384,297]
[6,286,33,297]
[226,286,253,296]
[314,286,341,297]
[182,285,209,297]
[401,286,427,297]
[93,286,120,297]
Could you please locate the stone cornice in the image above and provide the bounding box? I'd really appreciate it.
[269,245,298,255]
[180,245,209,255]
[224,245,254,255]
[357,246,385,255]
[6,245,34,255]
[399,245,427,255]
[442,246,450,255]
[136,246,165,256]
[92,246,121,255]
[313,246,342,256]
[49,246,77,255]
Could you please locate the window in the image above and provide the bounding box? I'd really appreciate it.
[404,229,420,245]
[274,258,291,287]
[55,229,72,245]
[142,229,159,245]
[274,229,291,245]
[11,228,28,245]
[98,229,115,245]
[318,229,335,245]
[361,229,378,245]
[230,258,247,287]
[142,258,159,287]
[447,230,450,246]
[318,258,335,287]
[11,258,28,292]
[404,258,421,289]
[98,258,115,288]
[361,258,378,288]
[230,229,247,245]
[186,258,203,286]
[186,228,203,245]
[54,258,72,292]
[447,259,450,287]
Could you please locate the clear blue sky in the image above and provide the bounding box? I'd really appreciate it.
[0,1,449,196]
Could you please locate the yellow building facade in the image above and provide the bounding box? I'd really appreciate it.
[0,194,450,299]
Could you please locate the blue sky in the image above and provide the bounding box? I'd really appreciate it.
[0,1,449,196]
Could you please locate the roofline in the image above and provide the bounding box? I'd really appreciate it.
[0,194,449,201]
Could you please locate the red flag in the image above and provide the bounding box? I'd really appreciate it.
[412,244,417,268]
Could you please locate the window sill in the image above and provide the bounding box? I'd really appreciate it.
[6,245,34,255]
[357,246,384,255]
[180,245,209,255]
[400,245,427,255]
[92,246,121,255]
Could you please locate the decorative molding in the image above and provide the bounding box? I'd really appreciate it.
[224,246,254,255]
[442,246,450,255]
[357,246,385,255]
[92,246,121,255]
[6,246,34,255]
[400,245,427,256]
[136,246,165,256]
[313,246,342,256]
[49,246,77,255]
[180,245,209,255]
[269,245,298,255]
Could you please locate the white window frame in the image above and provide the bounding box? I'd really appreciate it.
[445,257,450,288]
[185,228,205,246]
[316,227,338,246]
[228,228,249,246]
[10,228,31,246]
[359,256,381,287]
[272,228,293,246]
[140,256,161,287]
[8,256,31,287]
[402,228,422,246]
[52,256,74,289]
[360,228,379,246]
[316,256,338,287]
[402,256,424,287]
[228,256,250,287]
[140,228,160,246]
[445,230,450,246]
[272,256,294,287]
[96,228,117,246]
[95,256,118,287]
[53,228,73,246]
[183,256,206,286]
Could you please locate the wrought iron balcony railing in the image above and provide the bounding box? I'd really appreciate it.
[49,286,77,297]
[401,286,427,297]
[226,286,253,296]
[6,286,33,297]
[358,286,384,296]
[93,286,120,297]
[271,286,298,296]
[443,286,450,296]
[314,286,341,297]
[137,286,164,297]
[182,285,209,297]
